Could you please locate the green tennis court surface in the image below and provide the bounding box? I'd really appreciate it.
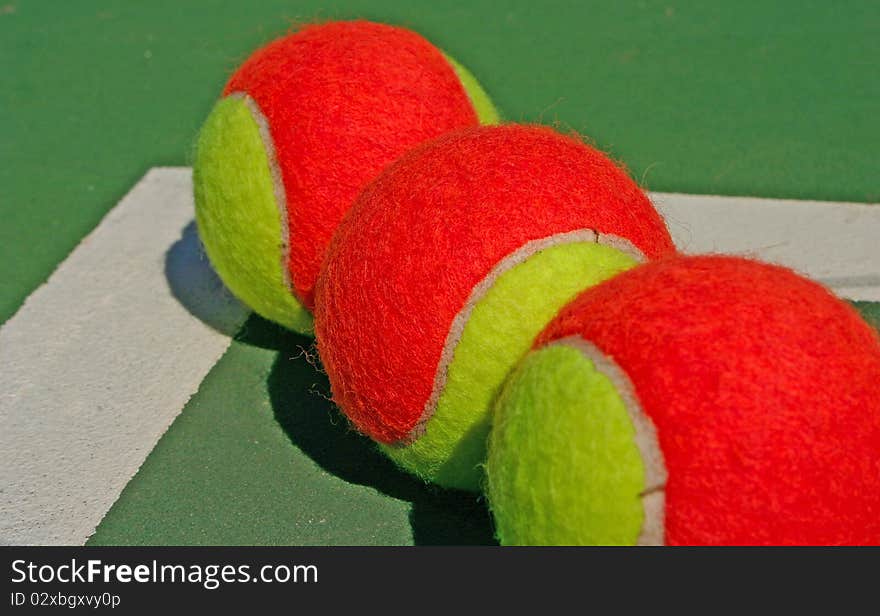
[2,2,878,546]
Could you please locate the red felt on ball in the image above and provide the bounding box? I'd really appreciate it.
[316,124,677,448]
[225,20,482,309]
[536,255,880,545]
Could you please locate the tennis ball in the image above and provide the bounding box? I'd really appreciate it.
[193,20,499,332]
[487,255,880,545]
[315,124,676,491]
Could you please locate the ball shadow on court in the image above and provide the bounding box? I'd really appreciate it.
[164,224,495,544]
[248,315,496,545]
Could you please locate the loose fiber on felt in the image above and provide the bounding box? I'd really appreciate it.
[510,255,880,545]
[223,20,495,311]
[315,124,676,490]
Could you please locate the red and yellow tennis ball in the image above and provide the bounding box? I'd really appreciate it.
[315,124,676,491]
[487,255,880,545]
[193,20,499,332]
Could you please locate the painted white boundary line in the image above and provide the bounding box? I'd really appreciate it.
[0,168,876,546]
[0,168,248,546]
[652,192,879,302]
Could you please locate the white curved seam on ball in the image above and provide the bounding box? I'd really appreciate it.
[394,230,647,446]
[229,91,299,303]
[552,336,668,546]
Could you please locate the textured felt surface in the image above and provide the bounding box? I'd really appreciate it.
[316,124,674,489]
[74,175,880,546]
[487,344,648,546]
[216,20,495,313]
[442,53,501,125]
[3,2,880,329]
[3,3,879,547]
[529,255,880,545]
[194,95,313,332]
[381,241,638,490]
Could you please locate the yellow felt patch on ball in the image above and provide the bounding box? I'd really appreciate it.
[486,342,650,545]
[192,21,499,331]
[193,95,313,333]
[380,239,640,490]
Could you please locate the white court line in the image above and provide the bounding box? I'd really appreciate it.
[0,168,248,546]
[652,192,880,302]
[0,168,877,546]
